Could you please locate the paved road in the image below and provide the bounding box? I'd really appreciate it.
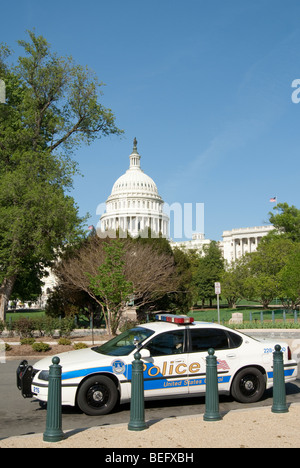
[1,359,300,440]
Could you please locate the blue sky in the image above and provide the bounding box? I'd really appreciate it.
[2,0,300,241]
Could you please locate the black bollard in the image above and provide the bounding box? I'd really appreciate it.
[272,344,288,414]
[43,356,65,442]
[128,351,148,431]
[203,348,222,422]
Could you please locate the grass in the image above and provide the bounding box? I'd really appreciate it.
[5,310,104,329]
[188,308,300,328]
[6,309,45,322]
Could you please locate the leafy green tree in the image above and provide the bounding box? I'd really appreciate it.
[243,236,294,308]
[0,31,122,320]
[195,241,224,307]
[278,243,300,310]
[268,202,300,241]
[220,257,249,308]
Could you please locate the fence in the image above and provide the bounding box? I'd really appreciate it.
[248,309,299,324]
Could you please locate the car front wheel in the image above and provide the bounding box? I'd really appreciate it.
[231,367,266,403]
[77,375,118,416]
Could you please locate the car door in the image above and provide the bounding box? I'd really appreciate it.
[141,328,189,398]
[187,327,241,395]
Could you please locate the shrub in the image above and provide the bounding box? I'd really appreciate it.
[73,342,88,350]
[32,342,51,352]
[14,317,36,338]
[58,317,75,337]
[58,338,71,346]
[5,343,12,351]
[40,316,60,337]
[20,338,35,345]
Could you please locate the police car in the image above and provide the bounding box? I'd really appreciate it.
[16,314,297,416]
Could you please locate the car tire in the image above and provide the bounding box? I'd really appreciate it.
[77,375,118,416]
[231,367,266,403]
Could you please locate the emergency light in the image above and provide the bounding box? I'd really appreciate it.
[155,314,194,324]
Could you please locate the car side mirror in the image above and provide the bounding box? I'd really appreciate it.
[139,348,151,359]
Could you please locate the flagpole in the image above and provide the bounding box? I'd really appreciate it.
[270,196,279,215]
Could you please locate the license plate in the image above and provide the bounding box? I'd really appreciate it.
[33,386,40,394]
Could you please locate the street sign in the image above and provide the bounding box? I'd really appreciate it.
[215,282,221,324]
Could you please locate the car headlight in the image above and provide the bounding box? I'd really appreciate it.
[38,370,49,381]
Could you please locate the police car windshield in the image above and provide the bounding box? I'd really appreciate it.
[92,327,155,356]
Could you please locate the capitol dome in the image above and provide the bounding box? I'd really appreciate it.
[99,139,169,238]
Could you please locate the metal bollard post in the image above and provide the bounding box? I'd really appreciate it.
[128,351,148,431]
[272,345,288,414]
[43,356,64,442]
[203,348,222,422]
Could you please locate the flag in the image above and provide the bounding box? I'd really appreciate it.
[269,197,276,202]
[217,360,230,371]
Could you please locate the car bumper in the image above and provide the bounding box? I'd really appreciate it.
[16,360,35,398]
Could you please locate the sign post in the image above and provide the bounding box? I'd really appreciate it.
[215,282,221,324]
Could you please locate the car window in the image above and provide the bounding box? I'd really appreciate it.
[144,330,185,356]
[190,328,230,352]
[227,331,243,348]
[93,327,154,356]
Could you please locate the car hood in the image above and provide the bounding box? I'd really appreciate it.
[33,347,113,372]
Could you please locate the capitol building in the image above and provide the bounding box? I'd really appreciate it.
[98,139,274,264]
[99,138,169,239]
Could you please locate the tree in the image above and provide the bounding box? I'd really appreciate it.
[268,202,300,242]
[243,236,294,308]
[146,247,196,314]
[0,31,122,320]
[220,257,249,308]
[54,236,178,335]
[87,240,133,335]
[195,241,224,307]
[278,243,300,310]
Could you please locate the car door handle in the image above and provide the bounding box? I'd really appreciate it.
[226,353,236,358]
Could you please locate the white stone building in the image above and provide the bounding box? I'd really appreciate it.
[99,138,169,238]
[170,226,274,263]
[220,225,274,264]
[170,232,211,253]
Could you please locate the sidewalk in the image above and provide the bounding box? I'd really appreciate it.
[1,403,300,448]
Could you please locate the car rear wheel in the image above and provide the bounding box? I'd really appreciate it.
[231,367,266,403]
[77,375,118,416]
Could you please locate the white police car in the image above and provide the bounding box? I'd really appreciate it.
[16,314,298,415]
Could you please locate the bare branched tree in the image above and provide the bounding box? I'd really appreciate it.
[54,236,179,334]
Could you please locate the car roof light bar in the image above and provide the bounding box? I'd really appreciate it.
[155,314,194,324]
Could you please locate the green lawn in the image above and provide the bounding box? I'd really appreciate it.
[6,309,45,322]
[188,308,299,326]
